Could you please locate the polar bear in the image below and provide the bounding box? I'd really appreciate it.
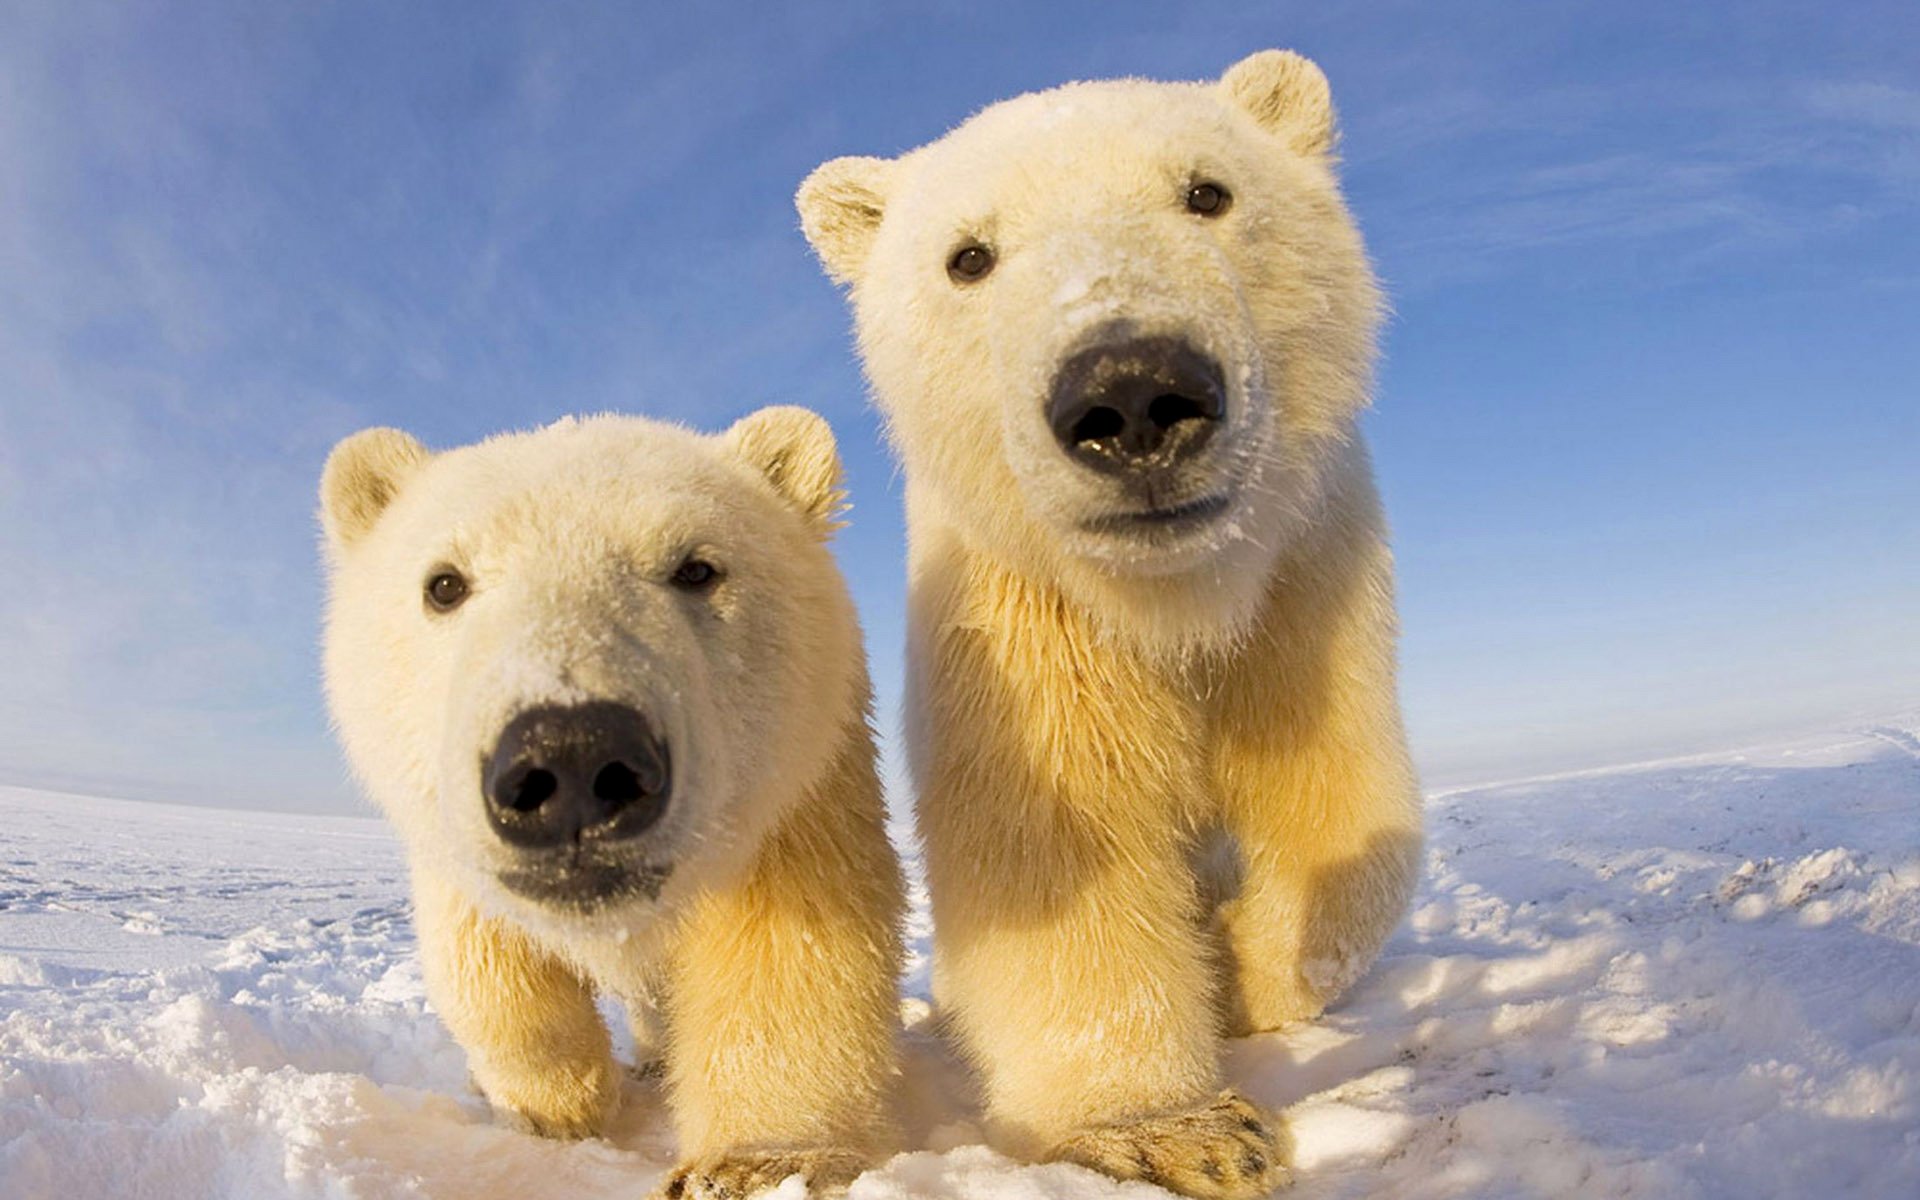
[797,51,1421,1196]
[319,409,903,1199]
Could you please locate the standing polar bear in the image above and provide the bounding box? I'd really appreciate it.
[798,50,1421,1196]
[320,410,903,1199]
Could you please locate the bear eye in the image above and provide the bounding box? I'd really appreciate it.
[1186,182,1231,216]
[424,568,470,613]
[947,243,995,284]
[670,557,721,591]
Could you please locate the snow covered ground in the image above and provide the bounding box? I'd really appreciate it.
[4,716,1918,1199]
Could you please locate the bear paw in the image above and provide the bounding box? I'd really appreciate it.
[655,1148,867,1200]
[473,1055,618,1140]
[1048,1091,1292,1199]
[1226,981,1327,1038]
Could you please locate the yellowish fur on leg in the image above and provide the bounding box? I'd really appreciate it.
[1211,467,1422,1035]
[1049,1092,1293,1199]
[663,716,904,1189]
[911,542,1223,1157]
[411,872,617,1138]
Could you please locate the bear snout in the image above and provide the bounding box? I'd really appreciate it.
[1046,335,1225,479]
[482,702,671,853]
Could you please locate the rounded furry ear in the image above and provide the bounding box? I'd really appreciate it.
[320,427,429,551]
[1219,49,1337,157]
[725,406,847,536]
[796,155,894,286]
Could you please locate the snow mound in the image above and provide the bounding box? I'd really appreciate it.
[4,717,1918,1198]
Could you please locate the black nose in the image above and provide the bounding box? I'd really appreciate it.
[483,703,670,849]
[1046,337,1226,474]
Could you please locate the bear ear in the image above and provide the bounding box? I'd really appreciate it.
[320,427,430,551]
[1219,49,1338,157]
[796,155,895,286]
[724,406,846,537]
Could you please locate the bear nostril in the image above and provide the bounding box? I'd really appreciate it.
[1148,393,1208,431]
[592,761,643,807]
[1071,405,1126,445]
[505,768,558,813]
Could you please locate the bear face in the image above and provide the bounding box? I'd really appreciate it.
[320,409,858,942]
[800,51,1382,646]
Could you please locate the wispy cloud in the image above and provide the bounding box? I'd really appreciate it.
[1803,80,1920,131]
[1347,71,1920,292]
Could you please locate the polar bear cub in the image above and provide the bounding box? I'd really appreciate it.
[319,408,902,1199]
[798,51,1422,1197]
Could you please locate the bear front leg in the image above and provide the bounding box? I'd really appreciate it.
[1209,520,1424,1035]
[910,556,1288,1199]
[1212,744,1421,1037]
[1210,805,1421,1034]
[656,732,904,1199]
[925,816,1289,1199]
[411,872,617,1138]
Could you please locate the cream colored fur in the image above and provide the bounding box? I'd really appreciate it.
[319,409,903,1198]
[799,51,1421,1197]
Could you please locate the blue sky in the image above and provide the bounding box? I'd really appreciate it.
[1,1,1914,812]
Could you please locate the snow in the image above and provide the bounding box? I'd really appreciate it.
[5,717,1919,1200]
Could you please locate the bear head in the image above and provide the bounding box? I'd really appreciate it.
[799,50,1381,648]
[319,409,859,940]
